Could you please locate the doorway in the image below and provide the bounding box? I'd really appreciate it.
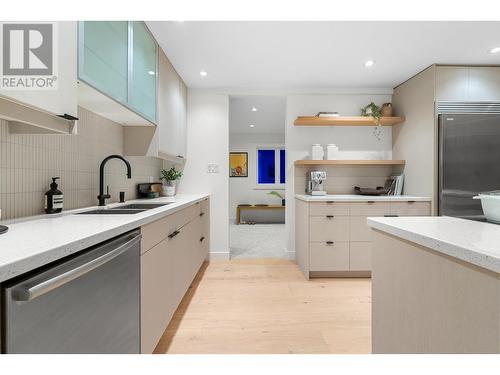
[228,95,287,259]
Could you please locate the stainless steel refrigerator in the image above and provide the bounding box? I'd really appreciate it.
[439,112,500,220]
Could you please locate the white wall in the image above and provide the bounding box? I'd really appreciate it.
[285,92,393,259]
[177,90,230,260]
[229,132,285,221]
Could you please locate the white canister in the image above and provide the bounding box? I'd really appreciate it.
[326,144,339,160]
[311,144,324,160]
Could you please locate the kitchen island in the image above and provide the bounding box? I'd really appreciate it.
[368,216,500,353]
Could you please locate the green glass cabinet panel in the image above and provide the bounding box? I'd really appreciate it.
[130,21,157,122]
[79,21,129,103]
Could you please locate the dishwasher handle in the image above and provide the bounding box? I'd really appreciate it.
[13,232,141,302]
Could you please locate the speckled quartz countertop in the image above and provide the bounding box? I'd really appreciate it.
[367,216,500,274]
[295,194,431,202]
[0,194,209,282]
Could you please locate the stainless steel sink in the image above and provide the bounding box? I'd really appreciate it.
[76,209,148,215]
[109,203,170,210]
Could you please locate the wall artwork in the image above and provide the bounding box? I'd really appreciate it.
[229,152,248,177]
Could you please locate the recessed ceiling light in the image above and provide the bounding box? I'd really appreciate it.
[489,47,500,54]
[251,107,258,112]
[249,124,255,128]
[364,60,375,68]
[200,71,208,77]
[148,71,155,76]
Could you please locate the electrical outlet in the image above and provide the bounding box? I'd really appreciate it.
[207,164,219,174]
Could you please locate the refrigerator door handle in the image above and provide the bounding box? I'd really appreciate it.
[13,233,141,302]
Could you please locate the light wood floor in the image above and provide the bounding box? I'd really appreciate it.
[154,259,372,354]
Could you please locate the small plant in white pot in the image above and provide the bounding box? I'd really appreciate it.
[268,190,285,206]
[160,167,183,197]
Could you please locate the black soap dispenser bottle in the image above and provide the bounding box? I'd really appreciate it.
[45,177,64,214]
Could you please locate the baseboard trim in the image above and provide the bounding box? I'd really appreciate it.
[285,250,296,261]
[206,252,230,261]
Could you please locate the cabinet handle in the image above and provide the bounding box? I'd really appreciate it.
[326,201,334,204]
[326,241,334,245]
[407,200,416,204]
[384,214,399,217]
[168,230,180,239]
[200,236,205,242]
[326,215,334,219]
[200,212,205,217]
[367,201,375,204]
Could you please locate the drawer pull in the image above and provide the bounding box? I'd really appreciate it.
[326,215,334,219]
[367,201,375,204]
[200,236,205,242]
[326,241,334,245]
[384,214,399,217]
[407,200,416,204]
[200,212,205,217]
[168,230,180,239]
[326,201,334,204]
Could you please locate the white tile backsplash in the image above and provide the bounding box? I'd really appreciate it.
[0,107,163,220]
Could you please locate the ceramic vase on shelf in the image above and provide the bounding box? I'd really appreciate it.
[326,144,339,160]
[311,144,324,160]
[162,181,177,197]
[381,103,394,117]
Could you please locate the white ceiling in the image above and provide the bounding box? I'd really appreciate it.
[147,21,500,89]
[229,95,286,134]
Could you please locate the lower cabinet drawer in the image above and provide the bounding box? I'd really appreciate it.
[309,242,350,271]
[310,216,350,242]
[349,216,371,241]
[349,242,372,271]
[390,201,431,216]
[141,203,200,254]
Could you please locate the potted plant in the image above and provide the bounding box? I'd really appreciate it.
[268,190,285,206]
[160,167,183,197]
[361,102,383,140]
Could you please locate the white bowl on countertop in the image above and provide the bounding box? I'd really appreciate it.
[473,191,500,224]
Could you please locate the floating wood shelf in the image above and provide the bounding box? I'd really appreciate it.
[294,116,405,126]
[294,160,406,166]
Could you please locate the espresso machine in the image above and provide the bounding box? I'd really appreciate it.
[306,171,327,196]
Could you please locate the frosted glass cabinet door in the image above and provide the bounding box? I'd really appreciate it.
[79,21,129,103]
[130,21,157,122]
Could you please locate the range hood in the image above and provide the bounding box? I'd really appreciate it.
[0,96,77,134]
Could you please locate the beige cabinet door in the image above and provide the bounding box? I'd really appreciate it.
[157,48,187,160]
[140,238,175,353]
[350,242,372,271]
[349,202,391,216]
[435,66,469,101]
[309,216,350,242]
[468,67,500,101]
[390,202,431,216]
[350,216,373,242]
[309,242,350,271]
[309,202,350,216]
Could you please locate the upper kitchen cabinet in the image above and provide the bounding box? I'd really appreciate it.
[79,21,129,103]
[124,48,187,162]
[129,22,157,123]
[435,66,469,101]
[78,21,157,125]
[0,22,78,134]
[436,66,500,101]
[468,67,500,101]
[157,48,187,160]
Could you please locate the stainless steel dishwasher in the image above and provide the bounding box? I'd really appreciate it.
[1,229,141,354]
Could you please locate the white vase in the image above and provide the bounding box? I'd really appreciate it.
[326,144,339,160]
[311,144,324,160]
